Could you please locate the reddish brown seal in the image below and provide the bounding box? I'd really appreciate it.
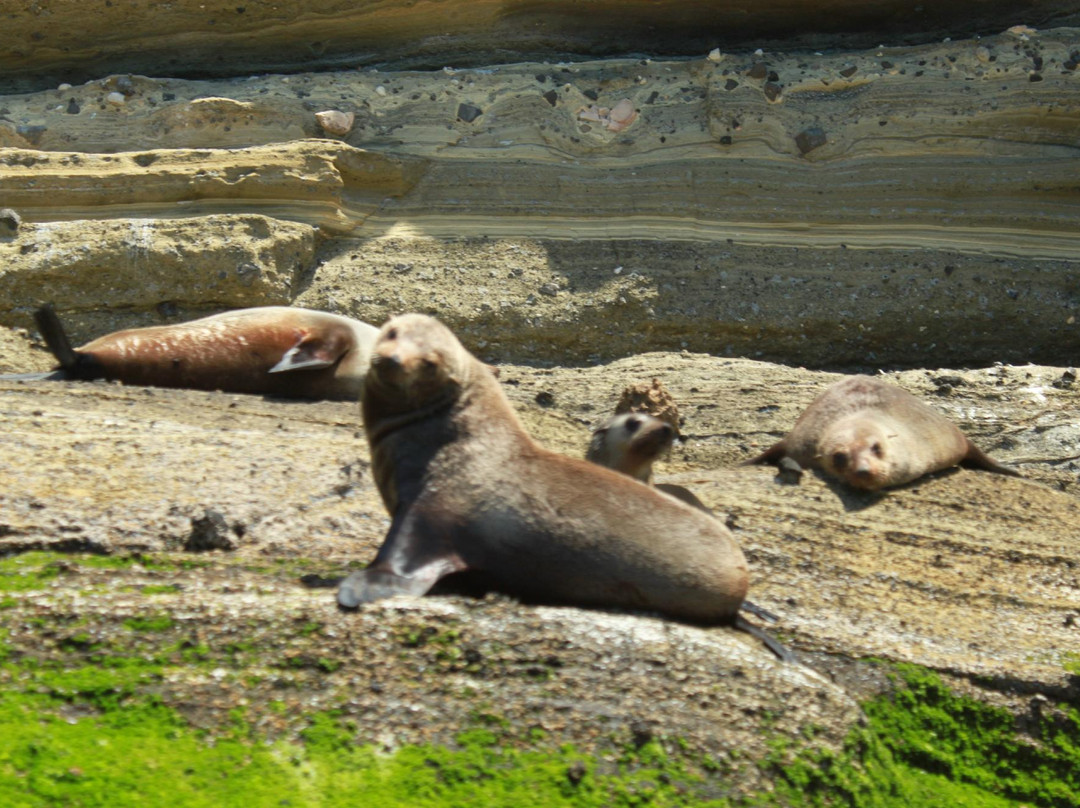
[32,305,379,400]
[338,314,786,655]
[745,375,1020,490]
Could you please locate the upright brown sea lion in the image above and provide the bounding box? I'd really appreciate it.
[338,314,788,658]
[744,375,1020,490]
[587,412,711,512]
[31,305,379,400]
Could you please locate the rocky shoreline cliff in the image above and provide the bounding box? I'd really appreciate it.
[1,2,1078,804]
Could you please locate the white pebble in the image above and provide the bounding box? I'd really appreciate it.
[57,83,72,91]
[707,48,724,63]
[106,92,125,106]
[375,85,387,96]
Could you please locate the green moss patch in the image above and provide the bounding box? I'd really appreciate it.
[763,663,1080,808]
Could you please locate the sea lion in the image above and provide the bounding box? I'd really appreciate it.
[30,305,379,400]
[586,412,711,512]
[587,412,782,627]
[744,375,1020,490]
[338,314,788,658]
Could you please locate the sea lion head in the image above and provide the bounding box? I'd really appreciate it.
[817,416,897,491]
[587,412,675,482]
[365,314,469,409]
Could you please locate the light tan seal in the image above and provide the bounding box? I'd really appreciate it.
[337,314,784,655]
[587,412,710,512]
[744,375,1020,490]
[32,305,379,400]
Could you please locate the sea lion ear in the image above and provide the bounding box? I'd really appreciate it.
[268,332,344,373]
[484,363,501,379]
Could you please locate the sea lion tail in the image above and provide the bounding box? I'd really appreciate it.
[33,305,101,379]
[734,614,797,663]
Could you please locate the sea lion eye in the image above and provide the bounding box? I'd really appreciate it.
[871,442,883,458]
[386,328,397,340]
[832,451,848,470]
[625,417,641,434]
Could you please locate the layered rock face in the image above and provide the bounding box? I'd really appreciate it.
[1,2,1079,803]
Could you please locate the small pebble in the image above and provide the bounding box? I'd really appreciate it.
[106,92,126,106]
[794,126,827,155]
[315,109,354,136]
[707,48,724,63]
[0,208,20,237]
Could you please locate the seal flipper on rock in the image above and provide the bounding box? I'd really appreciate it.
[268,330,349,373]
[337,509,467,609]
[734,615,796,663]
[739,600,780,624]
[33,304,104,380]
[741,440,789,467]
[961,439,1021,478]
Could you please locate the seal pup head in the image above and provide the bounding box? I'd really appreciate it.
[587,413,675,482]
[816,414,899,491]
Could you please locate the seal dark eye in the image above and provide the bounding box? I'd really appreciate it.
[624,417,641,434]
[832,451,848,470]
[386,328,397,340]
[871,442,883,458]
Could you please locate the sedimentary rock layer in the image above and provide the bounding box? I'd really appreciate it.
[2,0,1079,93]
[1,29,1078,367]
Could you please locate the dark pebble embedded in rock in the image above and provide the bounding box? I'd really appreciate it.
[839,64,858,78]
[535,390,555,407]
[724,78,739,91]
[764,82,782,101]
[456,103,482,123]
[0,208,20,237]
[794,126,827,154]
[542,89,557,106]
[1052,369,1076,389]
[747,62,768,79]
[65,98,80,114]
[185,509,237,552]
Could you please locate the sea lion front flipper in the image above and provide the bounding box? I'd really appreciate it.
[960,439,1022,478]
[734,615,797,663]
[0,370,69,382]
[337,509,467,609]
[268,331,346,373]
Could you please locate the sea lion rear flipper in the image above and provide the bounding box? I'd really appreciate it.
[34,304,79,370]
[740,599,780,624]
[961,440,1022,478]
[734,614,797,663]
[268,332,345,373]
[33,305,103,379]
[741,441,788,467]
[337,509,467,609]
